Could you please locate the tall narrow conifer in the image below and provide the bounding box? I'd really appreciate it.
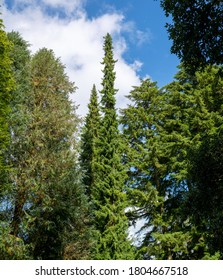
[92,34,134,259]
[80,84,100,196]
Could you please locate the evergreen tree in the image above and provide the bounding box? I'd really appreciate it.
[120,78,183,260]
[26,48,90,259]
[185,65,223,259]
[80,84,100,196]
[1,46,91,259]
[79,85,100,259]
[155,65,223,259]
[0,21,24,259]
[121,65,223,259]
[1,31,33,259]
[188,130,223,259]
[0,19,14,196]
[6,32,33,242]
[92,34,134,259]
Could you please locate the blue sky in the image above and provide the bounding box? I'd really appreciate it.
[2,0,179,116]
[84,0,180,86]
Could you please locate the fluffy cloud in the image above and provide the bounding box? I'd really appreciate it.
[42,0,83,9]
[2,0,145,116]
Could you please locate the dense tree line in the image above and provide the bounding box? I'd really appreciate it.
[0,7,223,259]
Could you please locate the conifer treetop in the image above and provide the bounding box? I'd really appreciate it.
[100,33,118,112]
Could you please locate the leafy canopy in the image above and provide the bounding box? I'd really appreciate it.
[159,0,223,72]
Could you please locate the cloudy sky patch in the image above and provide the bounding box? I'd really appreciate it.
[2,0,149,116]
[2,0,179,116]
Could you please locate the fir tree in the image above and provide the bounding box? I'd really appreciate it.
[121,78,174,259]
[153,65,223,259]
[121,65,223,259]
[184,65,223,259]
[188,130,223,259]
[80,84,100,196]
[153,67,218,260]
[92,34,134,259]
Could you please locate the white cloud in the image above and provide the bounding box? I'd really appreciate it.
[130,60,143,72]
[5,0,85,15]
[135,29,152,47]
[122,20,152,47]
[41,0,86,17]
[42,0,83,8]
[2,0,143,117]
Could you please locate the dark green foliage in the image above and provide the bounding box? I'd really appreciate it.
[121,79,167,196]
[121,64,223,259]
[160,0,223,72]
[0,223,29,259]
[92,34,135,259]
[24,48,90,259]
[121,79,166,258]
[0,40,91,259]
[188,130,223,258]
[1,13,223,260]
[0,19,14,194]
[121,78,190,260]
[80,84,100,195]
[0,31,33,259]
[0,22,24,259]
[154,65,223,259]
[6,31,33,241]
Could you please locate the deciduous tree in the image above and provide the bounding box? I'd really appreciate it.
[159,0,223,72]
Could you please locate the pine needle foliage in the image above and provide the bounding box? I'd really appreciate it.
[80,84,100,196]
[92,34,135,260]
